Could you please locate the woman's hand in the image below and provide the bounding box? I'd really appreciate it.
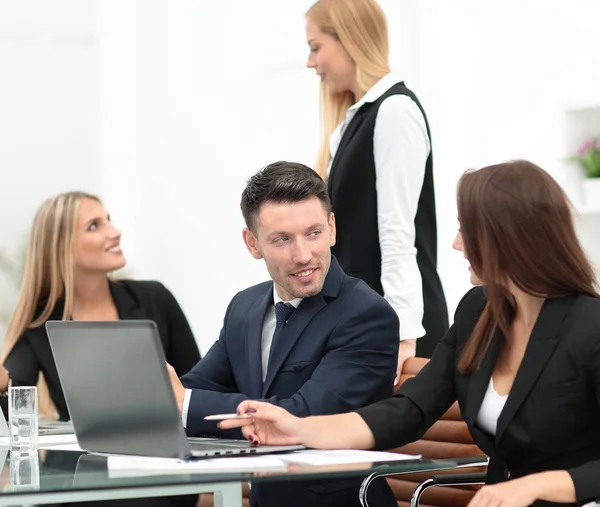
[467,471,575,507]
[217,400,304,446]
[467,477,537,507]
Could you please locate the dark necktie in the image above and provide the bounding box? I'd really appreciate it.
[274,302,296,335]
[267,302,296,367]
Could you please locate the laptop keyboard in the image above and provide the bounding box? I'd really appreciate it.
[187,438,256,455]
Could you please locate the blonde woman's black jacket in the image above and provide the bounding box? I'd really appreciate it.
[3,280,201,421]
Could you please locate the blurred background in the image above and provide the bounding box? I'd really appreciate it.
[1,0,599,354]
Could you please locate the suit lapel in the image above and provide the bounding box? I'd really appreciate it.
[261,256,345,396]
[328,104,373,191]
[245,288,272,399]
[465,331,502,427]
[495,296,574,444]
[108,280,146,320]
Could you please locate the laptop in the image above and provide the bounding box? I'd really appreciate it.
[45,320,305,460]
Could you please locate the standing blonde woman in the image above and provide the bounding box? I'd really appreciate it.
[305,0,448,378]
[0,192,200,425]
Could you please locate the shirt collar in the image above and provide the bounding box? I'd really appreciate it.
[272,285,302,309]
[348,72,403,112]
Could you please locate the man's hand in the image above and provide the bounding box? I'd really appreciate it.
[394,339,416,388]
[166,363,185,414]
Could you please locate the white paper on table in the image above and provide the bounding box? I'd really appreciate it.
[107,455,289,478]
[275,449,420,465]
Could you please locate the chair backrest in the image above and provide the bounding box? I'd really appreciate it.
[385,357,486,507]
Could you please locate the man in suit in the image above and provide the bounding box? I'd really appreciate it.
[167,161,399,507]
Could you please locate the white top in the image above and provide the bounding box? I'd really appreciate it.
[327,72,430,340]
[182,285,302,427]
[475,377,508,436]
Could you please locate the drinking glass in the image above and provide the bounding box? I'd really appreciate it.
[8,386,39,456]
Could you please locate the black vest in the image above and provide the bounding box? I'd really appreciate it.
[328,82,448,357]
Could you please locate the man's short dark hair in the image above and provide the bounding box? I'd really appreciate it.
[241,161,332,231]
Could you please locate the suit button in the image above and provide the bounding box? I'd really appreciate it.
[506,470,511,479]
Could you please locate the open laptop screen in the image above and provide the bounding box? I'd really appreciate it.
[46,320,189,458]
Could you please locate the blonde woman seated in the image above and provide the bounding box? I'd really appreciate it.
[0,191,201,423]
[222,161,600,507]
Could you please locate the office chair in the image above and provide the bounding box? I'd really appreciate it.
[360,357,488,507]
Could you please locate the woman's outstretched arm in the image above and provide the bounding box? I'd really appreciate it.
[218,401,376,450]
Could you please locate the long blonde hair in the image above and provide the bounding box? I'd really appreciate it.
[306,0,391,179]
[1,191,101,419]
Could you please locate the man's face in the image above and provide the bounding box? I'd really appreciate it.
[243,197,336,301]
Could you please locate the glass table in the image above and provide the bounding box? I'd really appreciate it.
[0,447,460,506]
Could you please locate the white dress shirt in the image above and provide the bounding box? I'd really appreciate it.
[182,286,302,427]
[475,377,508,436]
[328,73,430,340]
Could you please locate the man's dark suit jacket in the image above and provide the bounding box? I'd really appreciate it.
[3,280,201,421]
[181,256,399,507]
[358,286,600,507]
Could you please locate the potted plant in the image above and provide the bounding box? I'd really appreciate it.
[572,137,600,207]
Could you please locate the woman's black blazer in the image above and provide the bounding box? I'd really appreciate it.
[3,280,201,421]
[358,286,600,506]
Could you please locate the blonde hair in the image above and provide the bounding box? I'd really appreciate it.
[1,191,101,419]
[307,0,391,179]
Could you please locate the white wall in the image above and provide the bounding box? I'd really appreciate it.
[411,0,600,315]
[1,1,599,354]
[98,0,418,354]
[0,0,101,330]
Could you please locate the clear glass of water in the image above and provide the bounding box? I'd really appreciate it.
[8,386,39,456]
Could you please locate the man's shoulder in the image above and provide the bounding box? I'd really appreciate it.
[218,281,272,330]
[335,275,397,319]
[339,273,387,303]
[228,281,272,308]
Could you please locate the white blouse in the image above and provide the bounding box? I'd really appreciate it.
[475,377,508,436]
